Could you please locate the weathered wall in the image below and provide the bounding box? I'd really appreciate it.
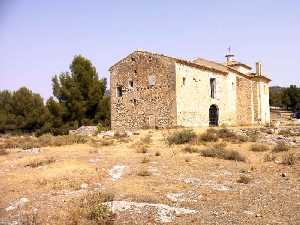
[110,51,177,130]
[175,63,237,127]
[236,76,254,125]
[252,80,270,124]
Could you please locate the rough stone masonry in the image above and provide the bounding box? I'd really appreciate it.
[109,50,271,130]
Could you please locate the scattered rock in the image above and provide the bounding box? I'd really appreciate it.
[166,192,185,202]
[69,126,97,136]
[24,148,41,154]
[109,165,126,181]
[104,201,197,223]
[281,173,287,177]
[5,197,29,211]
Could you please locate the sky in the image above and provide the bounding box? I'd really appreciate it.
[0,0,299,100]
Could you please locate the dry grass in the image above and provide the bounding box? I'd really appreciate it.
[281,152,297,165]
[272,141,290,153]
[199,132,219,142]
[136,145,148,153]
[167,129,196,145]
[65,191,114,225]
[263,153,276,162]
[182,145,199,153]
[140,135,152,144]
[25,157,56,168]
[250,143,270,152]
[0,134,88,150]
[141,156,150,163]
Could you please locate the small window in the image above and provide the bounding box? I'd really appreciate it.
[182,77,186,86]
[148,75,156,86]
[129,81,134,88]
[116,86,122,97]
[210,78,216,99]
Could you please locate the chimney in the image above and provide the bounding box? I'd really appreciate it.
[256,62,262,76]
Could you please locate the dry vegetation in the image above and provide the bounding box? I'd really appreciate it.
[0,127,299,225]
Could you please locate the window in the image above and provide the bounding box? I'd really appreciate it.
[116,86,122,97]
[148,75,156,86]
[210,78,216,99]
[182,77,186,86]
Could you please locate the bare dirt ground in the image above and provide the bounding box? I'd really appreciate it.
[0,128,299,225]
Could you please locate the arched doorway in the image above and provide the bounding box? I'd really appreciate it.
[209,105,219,126]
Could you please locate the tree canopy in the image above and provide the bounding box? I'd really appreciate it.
[269,85,300,111]
[0,55,110,135]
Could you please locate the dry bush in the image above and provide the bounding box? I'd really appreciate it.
[140,135,152,145]
[141,156,150,163]
[250,143,270,152]
[223,150,246,161]
[182,145,199,153]
[263,153,276,162]
[237,175,251,184]
[213,142,227,150]
[281,152,297,165]
[155,151,161,156]
[199,132,219,142]
[137,169,151,176]
[65,191,114,225]
[201,146,246,162]
[0,134,88,150]
[272,141,290,153]
[25,157,56,168]
[217,128,248,143]
[167,129,196,145]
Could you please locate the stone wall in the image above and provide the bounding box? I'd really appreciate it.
[110,51,177,130]
[236,77,254,125]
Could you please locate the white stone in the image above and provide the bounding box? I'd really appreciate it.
[104,201,198,223]
[109,165,126,181]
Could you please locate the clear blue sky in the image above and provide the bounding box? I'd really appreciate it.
[1,0,299,100]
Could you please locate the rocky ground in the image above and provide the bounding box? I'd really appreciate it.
[0,127,299,225]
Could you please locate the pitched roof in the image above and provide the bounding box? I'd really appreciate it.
[109,49,271,82]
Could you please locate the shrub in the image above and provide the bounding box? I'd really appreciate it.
[237,175,251,184]
[281,152,297,165]
[137,169,151,176]
[201,147,246,162]
[182,145,199,153]
[167,129,196,145]
[223,150,246,162]
[250,143,269,152]
[199,132,218,142]
[272,142,290,153]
